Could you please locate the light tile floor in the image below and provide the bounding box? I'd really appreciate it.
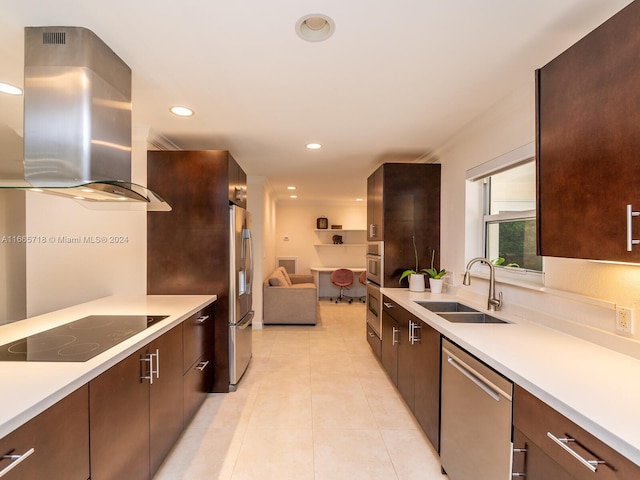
[154,300,447,480]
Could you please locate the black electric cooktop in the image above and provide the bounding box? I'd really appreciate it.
[0,315,169,362]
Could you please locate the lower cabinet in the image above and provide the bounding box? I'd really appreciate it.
[513,385,640,480]
[0,385,89,480]
[89,324,184,480]
[381,296,441,450]
[182,304,215,426]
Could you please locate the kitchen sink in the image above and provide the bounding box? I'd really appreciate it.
[437,312,508,324]
[415,301,479,313]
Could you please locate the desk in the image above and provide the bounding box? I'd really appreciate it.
[310,267,366,300]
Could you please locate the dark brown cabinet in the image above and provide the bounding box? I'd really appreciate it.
[148,150,247,393]
[89,325,183,480]
[0,385,89,480]
[182,304,215,425]
[366,163,441,285]
[380,296,441,451]
[381,304,399,386]
[367,167,384,241]
[513,385,640,479]
[536,1,640,262]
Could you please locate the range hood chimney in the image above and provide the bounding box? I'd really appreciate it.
[3,26,170,211]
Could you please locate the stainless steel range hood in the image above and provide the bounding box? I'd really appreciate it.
[1,26,170,211]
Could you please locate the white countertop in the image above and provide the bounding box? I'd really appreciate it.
[0,294,216,439]
[381,288,640,467]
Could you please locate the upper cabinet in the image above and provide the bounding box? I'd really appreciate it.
[228,155,247,208]
[536,1,640,262]
[367,163,441,285]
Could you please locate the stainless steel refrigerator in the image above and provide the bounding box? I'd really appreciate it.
[229,204,254,387]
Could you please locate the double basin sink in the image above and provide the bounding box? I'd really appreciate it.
[415,301,508,324]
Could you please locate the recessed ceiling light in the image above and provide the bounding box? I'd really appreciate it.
[290,195,298,199]
[287,186,296,190]
[306,143,322,150]
[0,82,22,95]
[356,198,364,202]
[170,106,194,117]
[295,14,335,42]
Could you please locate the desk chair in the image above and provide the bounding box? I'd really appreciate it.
[358,271,366,303]
[330,268,354,303]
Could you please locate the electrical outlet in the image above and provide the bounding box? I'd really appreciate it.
[615,306,634,334]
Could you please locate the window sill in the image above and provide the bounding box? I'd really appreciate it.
[467,266,545,291]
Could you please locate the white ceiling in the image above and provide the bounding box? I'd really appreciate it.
[0,0,633,203]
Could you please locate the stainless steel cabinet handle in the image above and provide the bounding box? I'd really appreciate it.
[369,223,377,238]
[0,448,35,478]
[512,446,527,477]
[196,315,209,323]
[546,432,606,473]
[410,321,421,344]
[392,326,399,345]
[368,331,376,337]
[140,355,153,383]
[383,302,394,308]
[154,349,160,380]
[140,349,159,384]
[627,204,640,251]
[195,360,210,371]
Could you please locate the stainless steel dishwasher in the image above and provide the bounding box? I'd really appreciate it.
[440,338,513,480]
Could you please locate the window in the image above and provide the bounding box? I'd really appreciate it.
[465,143,544,284]
[483,161,542,272]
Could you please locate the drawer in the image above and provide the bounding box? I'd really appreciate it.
[513,385,640,479]
[183,353,211,426]
[382,296,410,322]
[366,323,381,359]
[182,304,214,373]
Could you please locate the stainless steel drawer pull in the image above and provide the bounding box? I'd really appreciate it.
[392,326,399,345]
[383,302,394,308]
[409,321,422,344]
[196,360,210,371]
[627,204,640,251]
[196,315,209,323]
[1,448,35,477]
[546,432,606,472]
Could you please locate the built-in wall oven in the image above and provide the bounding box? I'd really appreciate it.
[366,242,384,357]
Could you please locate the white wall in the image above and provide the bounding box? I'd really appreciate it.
[275,203,367,274]
[434,82,640,351]
[247,175,277,328]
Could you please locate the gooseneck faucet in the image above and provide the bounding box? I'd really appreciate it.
[463,257,502,311]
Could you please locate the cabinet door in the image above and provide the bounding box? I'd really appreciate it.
[380,163,441,285]
[184,352,211,426]
[90,347,150,480]
[228,155,247,208]
[0,385,89,480]
[413,322,441,451]
[513,428,575,480]
[537,1,640,261]
[380,310,398,385]
[367,167,384,241]
[149,325,184,476]
[396,312,415,411]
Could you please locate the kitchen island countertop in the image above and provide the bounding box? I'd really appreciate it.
[0,294,216,439]
[381,287,640,467]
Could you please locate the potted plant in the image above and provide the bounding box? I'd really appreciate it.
[399,236,427,291]
[425,250,446,293]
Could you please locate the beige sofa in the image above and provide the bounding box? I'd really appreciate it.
[263,267,317,325]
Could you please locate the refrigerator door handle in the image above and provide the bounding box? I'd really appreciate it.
[237,310,254,330]
[243,227,254,296]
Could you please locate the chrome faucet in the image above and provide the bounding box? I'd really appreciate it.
[463,257,502,311]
